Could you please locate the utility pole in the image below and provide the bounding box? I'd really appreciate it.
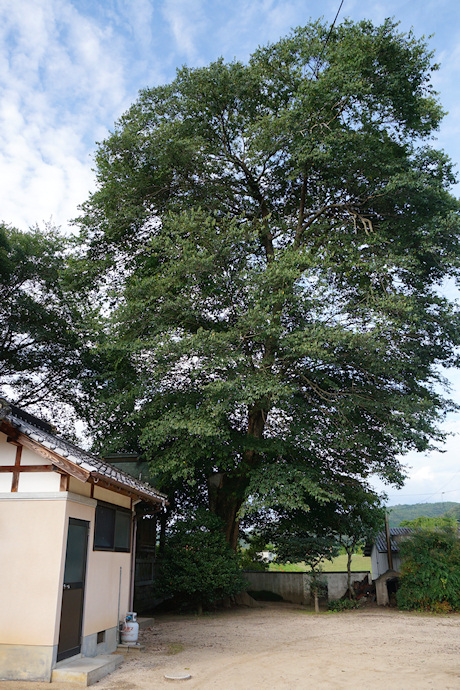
[385,512,393,571]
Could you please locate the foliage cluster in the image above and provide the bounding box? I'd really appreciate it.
[444,504,460,522]
[239,533,270,571]
[327,598,362,612]
[0,223,91,428]
[397,522,460,612]
[154,509,246,611]
[260,484,383,599]
[309,571,328,597]
[400,515,457,529]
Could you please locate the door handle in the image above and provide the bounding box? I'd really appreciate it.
[63,584,71,590]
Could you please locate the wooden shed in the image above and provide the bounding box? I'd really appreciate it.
[0,399,166,682]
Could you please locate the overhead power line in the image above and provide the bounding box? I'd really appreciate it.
[314,0,345,76]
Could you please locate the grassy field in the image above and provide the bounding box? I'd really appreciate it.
[269,553,371,572]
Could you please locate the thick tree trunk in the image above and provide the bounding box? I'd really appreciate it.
[207,405,268,551]
[207,472,245,551]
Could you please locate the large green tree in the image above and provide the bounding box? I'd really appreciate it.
[0,223,91,426]
[77,19,460,548]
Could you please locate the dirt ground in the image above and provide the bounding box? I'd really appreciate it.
[2,602,460,689]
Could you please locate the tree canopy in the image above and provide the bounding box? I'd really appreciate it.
[76,18,460,548]
[0,223,91,427]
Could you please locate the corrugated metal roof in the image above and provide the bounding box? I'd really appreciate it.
[373,527,413,553]
[1,401,167,505]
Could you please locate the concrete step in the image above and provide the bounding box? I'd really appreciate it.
[51,654,123,686]
[115,643,143,654]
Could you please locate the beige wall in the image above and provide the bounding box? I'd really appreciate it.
[65,477,133,635]
[1,490,133,644]
[84,551,131,634]
[67,479,132,509]
[93,485,131,508]
[63,496,131,636]
[0,496,67,646]
[68,476,92,497]
[0,492,133,650]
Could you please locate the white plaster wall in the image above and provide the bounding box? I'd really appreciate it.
[0,433,15,490]
[0,434,60,492]
[0,474,12,491]
[0,432,16,464]
[20,447,49,466]
[17,472,61,492]
[371,548,402,579]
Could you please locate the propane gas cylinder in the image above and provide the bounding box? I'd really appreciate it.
[121,612,139,644]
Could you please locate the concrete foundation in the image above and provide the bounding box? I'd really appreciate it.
[0,644,57,682]
[0,625,119,682]
[81,626,118,658]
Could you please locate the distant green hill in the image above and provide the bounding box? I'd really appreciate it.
[387,502,460,528]
[445,505,460,520]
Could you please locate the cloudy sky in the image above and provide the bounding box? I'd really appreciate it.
[1,0,460,506]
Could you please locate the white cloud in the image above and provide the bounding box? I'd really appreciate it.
[120,0,155,53]
[410,465,436,484]
[162,0,207,62]
[0,0,129,231]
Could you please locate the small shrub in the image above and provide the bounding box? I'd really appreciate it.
[328,598,362,612]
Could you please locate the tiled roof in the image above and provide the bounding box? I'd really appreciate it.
[0,400,167,506]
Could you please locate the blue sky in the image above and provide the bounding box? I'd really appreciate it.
[1,0,460,506]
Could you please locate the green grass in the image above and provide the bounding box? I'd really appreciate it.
[269,553,371,572]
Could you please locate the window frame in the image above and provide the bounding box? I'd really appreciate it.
[93,500,132,553]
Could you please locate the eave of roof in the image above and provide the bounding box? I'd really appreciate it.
[0,401,167,506]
